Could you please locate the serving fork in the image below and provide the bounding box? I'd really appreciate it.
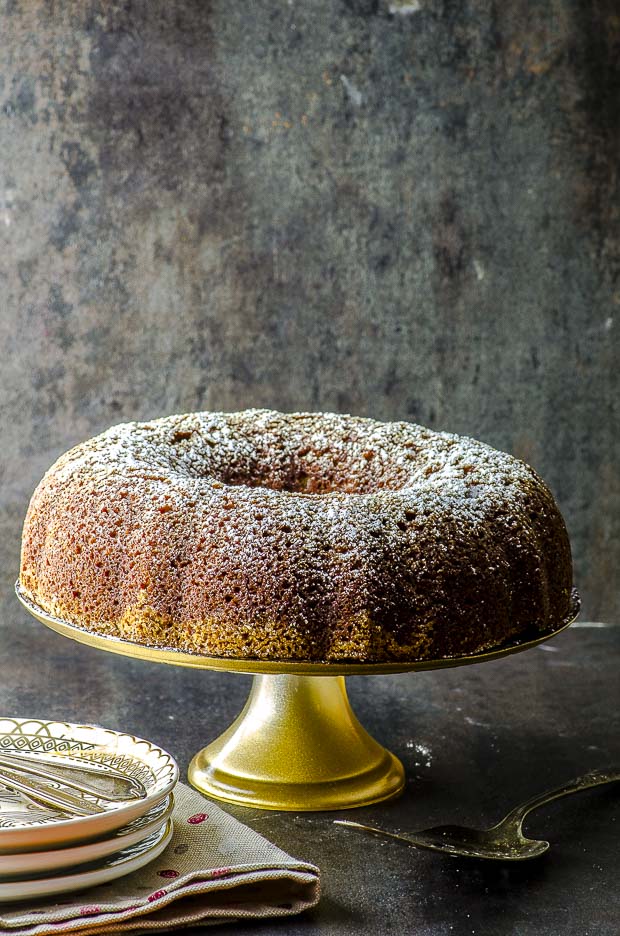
[0,763,107,816]
[0,751,147,817]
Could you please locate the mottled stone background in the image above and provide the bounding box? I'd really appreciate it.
[0,0,618,622]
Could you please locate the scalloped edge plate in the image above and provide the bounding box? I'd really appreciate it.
[0,794,173,877]
[0,718,178,852]
[0,818,172,901]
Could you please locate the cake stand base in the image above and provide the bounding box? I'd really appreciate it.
[188,674,405,811]
[17,583,579,813]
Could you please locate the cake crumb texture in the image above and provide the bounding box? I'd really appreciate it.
[20,409,575,662]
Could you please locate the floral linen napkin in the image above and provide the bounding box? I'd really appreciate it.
[0,783,320,934]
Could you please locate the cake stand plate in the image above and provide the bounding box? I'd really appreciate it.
[16,584,579,812]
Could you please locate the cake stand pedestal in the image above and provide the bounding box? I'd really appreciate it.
[189,673,404,810]
[16,584,578,811]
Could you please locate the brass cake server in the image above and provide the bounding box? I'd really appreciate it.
[335,767,620,860]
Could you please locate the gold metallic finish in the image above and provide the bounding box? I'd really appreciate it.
[16,583,579,811]
[188,674,404,810]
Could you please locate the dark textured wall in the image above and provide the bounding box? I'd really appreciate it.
[1,1,618,621]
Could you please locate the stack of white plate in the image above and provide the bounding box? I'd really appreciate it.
[0,717,179,902]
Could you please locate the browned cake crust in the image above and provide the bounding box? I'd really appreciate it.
[20,409,575,662]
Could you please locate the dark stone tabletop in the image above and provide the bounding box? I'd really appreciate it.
[1,3,618,931]
[1,590,618,935]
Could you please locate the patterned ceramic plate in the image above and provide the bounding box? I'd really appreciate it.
[0,718,178,852]
[0,818,172,901]
[0,794,173,877]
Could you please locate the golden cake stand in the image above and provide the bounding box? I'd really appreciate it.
[16,584,579,812]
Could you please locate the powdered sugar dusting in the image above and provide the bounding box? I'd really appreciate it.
[20,409,574,663]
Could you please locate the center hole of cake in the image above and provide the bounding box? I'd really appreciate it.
[223,467,343,494]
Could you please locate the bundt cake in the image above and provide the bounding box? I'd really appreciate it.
[19,409,576,662]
